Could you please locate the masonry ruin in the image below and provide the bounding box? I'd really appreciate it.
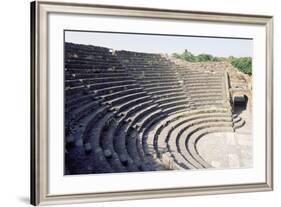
[64,42,252,174]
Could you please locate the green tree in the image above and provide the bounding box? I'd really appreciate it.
[173,50,196,62]
[196,54,214,61]
[230,57,252,75]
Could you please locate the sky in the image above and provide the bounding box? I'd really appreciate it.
[65,31,252,58]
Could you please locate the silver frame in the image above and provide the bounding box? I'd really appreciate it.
[30,0,274,205]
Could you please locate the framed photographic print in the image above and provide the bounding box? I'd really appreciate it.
[30,0,273,205]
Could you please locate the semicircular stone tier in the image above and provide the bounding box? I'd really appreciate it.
[64,43,245,175]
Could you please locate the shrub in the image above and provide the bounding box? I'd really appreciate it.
[230,57,252,76]
[172,50,252,75]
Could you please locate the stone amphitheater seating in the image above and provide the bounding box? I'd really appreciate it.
[64,42,243,174]
[115,51,192,114]
[145,109,234,169]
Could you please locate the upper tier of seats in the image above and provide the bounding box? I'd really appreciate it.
[168,58,231,110]
[116,51,192,114]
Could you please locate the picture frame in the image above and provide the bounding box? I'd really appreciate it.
[31,0,273,205]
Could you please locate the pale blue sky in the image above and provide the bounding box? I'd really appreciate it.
[65,31,252,58]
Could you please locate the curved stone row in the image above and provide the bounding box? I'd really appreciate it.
[232,114,246,130]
